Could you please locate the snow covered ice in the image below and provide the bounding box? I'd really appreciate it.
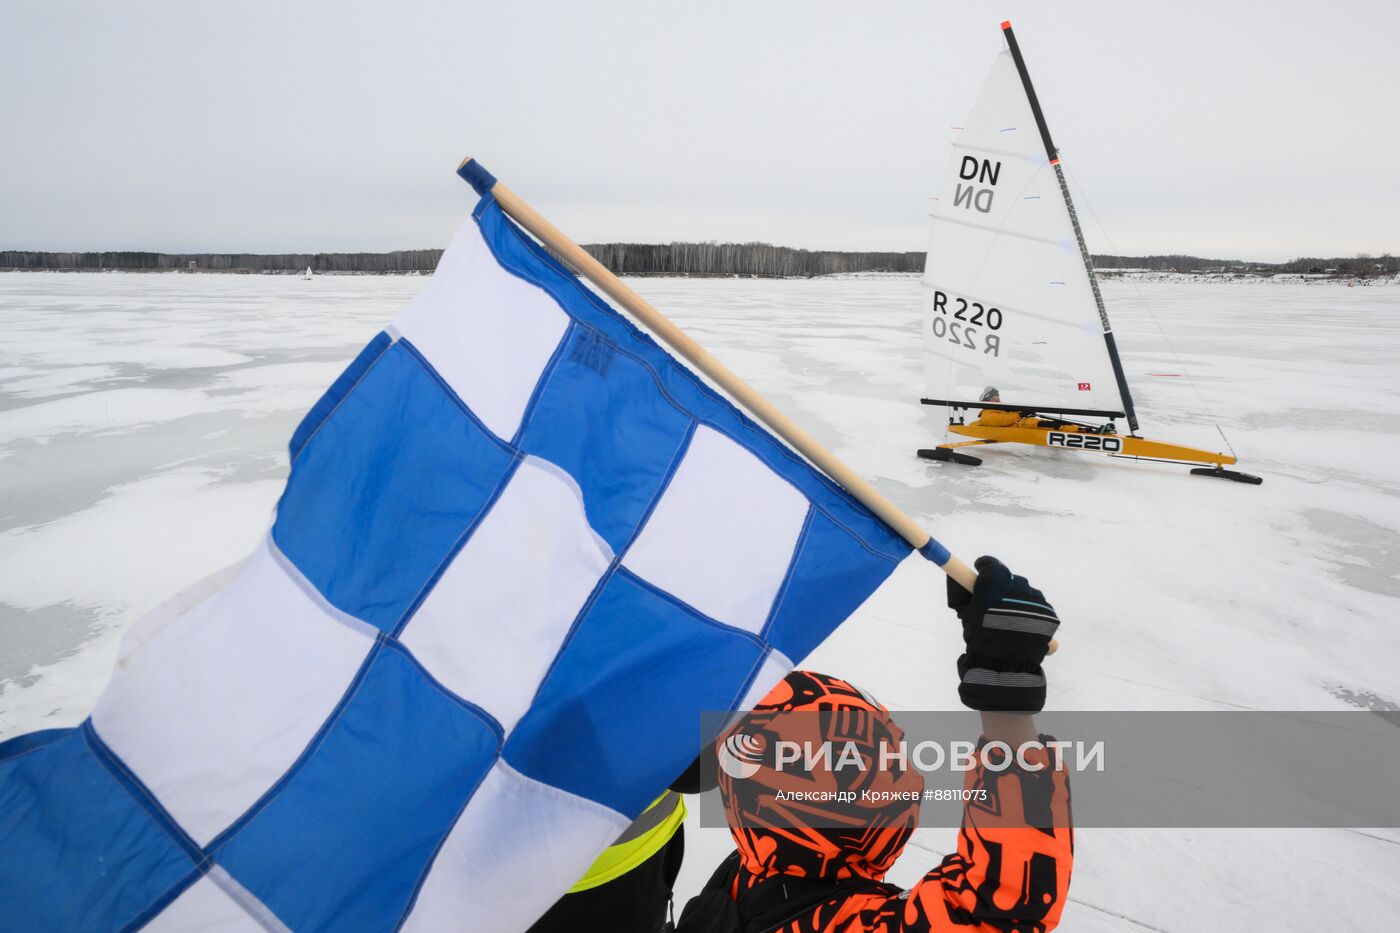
[2,271,1398,929]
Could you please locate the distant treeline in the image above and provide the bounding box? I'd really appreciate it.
[0,250,442,273]
[1092,253,1399,275]
[579,242,923,277]
[0,243,923,277]
[2,245,1395,278]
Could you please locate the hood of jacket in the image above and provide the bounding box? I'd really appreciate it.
[717,670,924,886]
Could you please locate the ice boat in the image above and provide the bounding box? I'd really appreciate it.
[918,22,1260,484]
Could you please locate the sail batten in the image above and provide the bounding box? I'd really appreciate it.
[922,25,1136,426]
[949,141,1044,162]
[921,285,1097,332]
[927,211,1067,248]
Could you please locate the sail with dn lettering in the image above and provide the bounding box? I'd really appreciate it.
[917,22,1261,485]
[921,41,1126,420]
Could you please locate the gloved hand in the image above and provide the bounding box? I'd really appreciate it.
[946,556,1059,712]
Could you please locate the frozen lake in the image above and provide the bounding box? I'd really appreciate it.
[2,271,1399,929]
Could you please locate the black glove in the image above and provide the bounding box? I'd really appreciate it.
[947,556,1059,712]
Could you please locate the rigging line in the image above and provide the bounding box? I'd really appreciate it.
[1061,162,1238,455]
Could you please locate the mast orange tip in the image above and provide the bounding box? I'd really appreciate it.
[1001,20,1012,29]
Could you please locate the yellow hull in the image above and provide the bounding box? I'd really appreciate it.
[946,422,1237,467]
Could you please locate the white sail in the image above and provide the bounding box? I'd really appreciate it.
[922,47,1127,418]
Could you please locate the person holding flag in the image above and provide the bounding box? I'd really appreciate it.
[677,556,1071,933]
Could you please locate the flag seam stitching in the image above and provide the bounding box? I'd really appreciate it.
[473,195,905,564]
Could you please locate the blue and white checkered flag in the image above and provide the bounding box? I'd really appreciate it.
[0,168,912,931]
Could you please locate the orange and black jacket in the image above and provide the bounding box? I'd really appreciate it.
[703,671,1073,933]
[716,754,1073,932]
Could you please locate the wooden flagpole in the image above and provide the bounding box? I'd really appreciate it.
[461,157,1056,654]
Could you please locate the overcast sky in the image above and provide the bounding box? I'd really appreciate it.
[2,1,1395,261]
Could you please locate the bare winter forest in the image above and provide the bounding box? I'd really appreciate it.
[1,245,1394,278]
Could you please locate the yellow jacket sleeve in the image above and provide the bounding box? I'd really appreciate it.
[567,791,686,892]
[975,408,1022,428]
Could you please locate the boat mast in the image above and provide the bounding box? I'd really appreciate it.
[1000,21,1140,432]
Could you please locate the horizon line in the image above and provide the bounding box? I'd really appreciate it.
[2,244,1394,266]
